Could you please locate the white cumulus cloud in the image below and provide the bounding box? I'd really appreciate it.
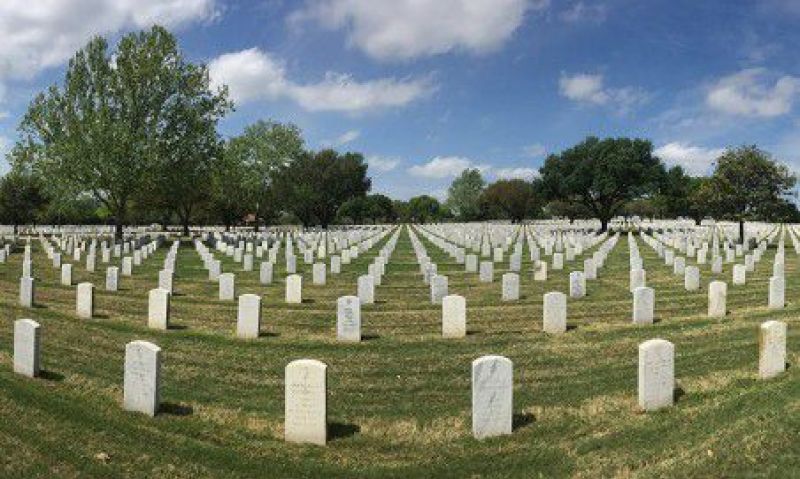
[208,48,433,113]
[367,155,400,172]
[522,143,546,158]
[706,68,800,118]
[324,129,360,147]
[0,0,217,80]
[654,142,725,176]
[408,156,490,179]
[494,167,538,180]
[289,0,547,61]
[559,72,648,113]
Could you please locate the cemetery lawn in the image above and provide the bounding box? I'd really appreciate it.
[1,228,799,478]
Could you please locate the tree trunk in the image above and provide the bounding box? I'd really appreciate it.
[115,221,123,240]
[599,217,609,233]
[182,220,190,237]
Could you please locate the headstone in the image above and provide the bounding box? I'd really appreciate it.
[19,277,34,307]
[243,254,253,272]
[708,280,727,318]
[638,339,675,412]
[629,268,645,293]
[336,296,361,342]
[502,273,520,301]
[106,266,119,291]
[768,275,785,309]
[312,263,326,285]
[684,266,699,291]
[147,288,170,330]
[237,294,261,339]
[584,258,597,280]
[76,282,94,319]
[732,264,746,285]
[533,261,547,281]
[123,340,161,417]
[633,286,655,325]
[60,263,73,286]
[543,291,567,334]
[259,261,273,285]
[122,257,133,276]
[552,252,564,270]
[219,273,235,301]
[285,359,327,445]
[13,319,41,378]
[479,261,493,283]
[286,274,302,304]
[570,271,586,298]
[471,355,513,439]
[430,275,448,305]
[442,294,466,338]
[759,320,787,379]
[209,260,221,281]
[465,254,478,272]
[158,269,173,294]
[357,274,374,305]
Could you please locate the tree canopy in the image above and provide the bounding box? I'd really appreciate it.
[539,137,664,231]
[446,169,485,220]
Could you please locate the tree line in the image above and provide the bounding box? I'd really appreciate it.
[0,26,796,239]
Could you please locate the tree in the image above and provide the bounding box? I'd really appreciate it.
[446,168,485,220]
[0,171,48,233]
[15,26,229,238]
[151,53,231,236]
[406,195,443,223]
[480,179,539,222]
[337,194,397,224]
[539,137,665,232]
[225,120,304,229]
[703,145,796,242]
[273,149,371,227]
[210,143,255,230]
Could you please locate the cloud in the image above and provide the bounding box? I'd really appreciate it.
[559,72,648,113]
[0,0,217,80]
[522,143,546,158]
[494,167,538,180]
[208,48,433,113]
[560,2,607,23]
[367,155,400,172]
[706,68,800,118]
[654,142,725,176]
[408,156,489,179]
[324,129,360,147]
[289,0,547,61]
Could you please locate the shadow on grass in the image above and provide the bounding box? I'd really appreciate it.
[673,385,686,403]
[362,333,380,341]
[39,370,64,382]
[566,325,578,332]
[94,313,110,319]
[32,304,48,310]
[466,330,482,336]
[513,412,536,431]
[260,331,280,338]
[328,422,360,441]
[169,324,188,331]
[160,402,194,416]
[301,299,315,304]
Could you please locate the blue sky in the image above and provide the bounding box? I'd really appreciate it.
[1,0,800,199]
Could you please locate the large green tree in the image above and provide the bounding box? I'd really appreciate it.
[480,179,540,222]
[225,120,304,229]
[446,168,485,220]
[16,26,229,238]
[405,195,444,223]
[273,149,371,227]
[0,170,48,233]
[702,145,796,242]
[539,137,665,232]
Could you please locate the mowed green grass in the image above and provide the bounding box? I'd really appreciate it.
[1,227,799,478]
